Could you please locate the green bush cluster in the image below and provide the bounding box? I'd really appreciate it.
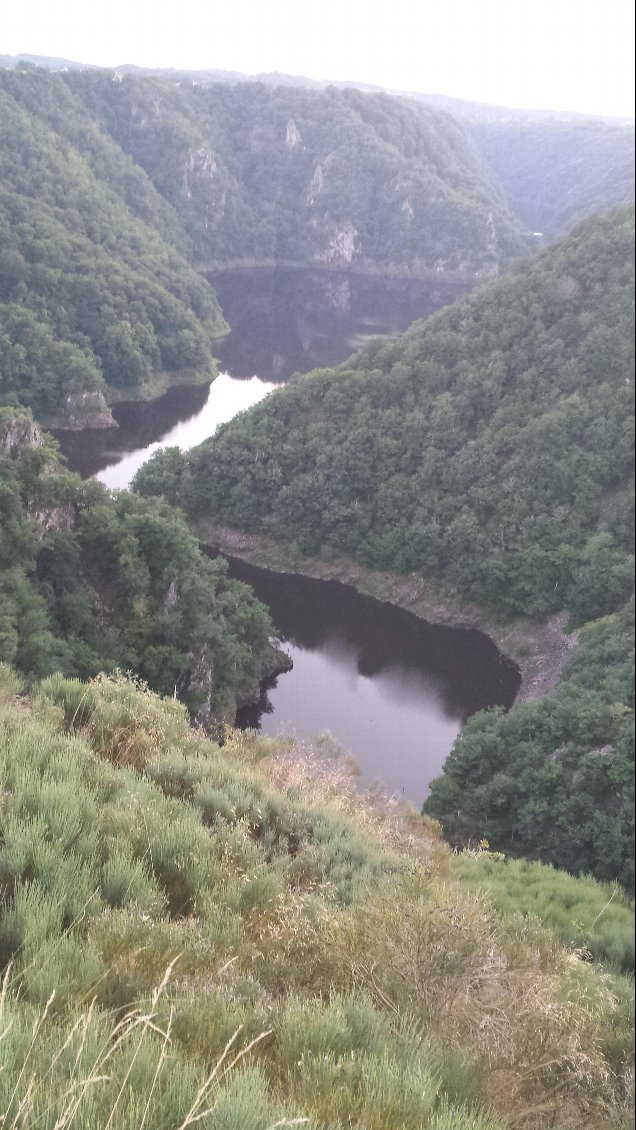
[454,851,634,971]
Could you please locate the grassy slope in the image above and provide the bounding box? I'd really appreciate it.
[0,667,633,1129]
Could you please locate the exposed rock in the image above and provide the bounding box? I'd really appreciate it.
[179,649,215,726]
[285,119,301,148]
[183,146,218,201]
[60,391,116,430]
[314,222,358,265]
[0,414,44,452]
[31,504,75,532]
[305,162,325,205]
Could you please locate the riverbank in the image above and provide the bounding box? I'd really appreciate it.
[202,258,488,284]
[193,522,580,704]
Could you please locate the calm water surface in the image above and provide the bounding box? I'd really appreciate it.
[211,267,469,380]
[217,554,520,804]
[57,375,276,490]
[58,268,518,803]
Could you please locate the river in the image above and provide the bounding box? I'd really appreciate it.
[56,267,518,804]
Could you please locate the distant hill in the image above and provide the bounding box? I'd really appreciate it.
[61,69,526,273]
[468,118,635,236]
[1,62,632,427]
[3,54,632,243]
[0,65,532,424]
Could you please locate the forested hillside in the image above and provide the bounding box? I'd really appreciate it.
[468,118,635,236]
[3,65,633,429]
[64,71,527,271]
[0,667,632,1128]
[0,70,227,427]
[157,208,634,626]
[137,208,634,882]
[0,409,279,720]
[426,598,635,888]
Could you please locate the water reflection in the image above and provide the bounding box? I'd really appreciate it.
[211,267,469,381]
[56,374,276,490]
[217,553,520,804]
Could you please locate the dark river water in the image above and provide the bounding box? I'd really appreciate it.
[210,266,469,381]
[214,553,520,802]
[57,267,518,804]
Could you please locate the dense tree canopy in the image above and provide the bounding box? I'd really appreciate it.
[150,208,634,627]
[0,70,226,425]
[425,599,635,888]
[63,71,528,270]
[468,118,635,237]
[0,409,277,718]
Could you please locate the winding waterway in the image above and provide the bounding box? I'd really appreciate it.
[57,268,519,804]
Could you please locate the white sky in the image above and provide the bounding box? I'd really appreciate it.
[2,0,634,118]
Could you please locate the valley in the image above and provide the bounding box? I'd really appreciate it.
[0,54,633,1130]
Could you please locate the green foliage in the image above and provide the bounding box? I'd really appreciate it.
[64,71,528,270]
[0,69,226,423]
[454,851,635,971]
[151,209,635,886]
[425,600,635,888]
[0,673,632,1128]
[166,207,634,627]
[469,117,635,236]
[0,413,277,718]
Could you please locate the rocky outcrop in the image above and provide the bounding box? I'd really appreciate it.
[60,391,116,430]
[183,146,220,202]
[285,119,301,148]
[314,222,358,265]
[0,413,45,452]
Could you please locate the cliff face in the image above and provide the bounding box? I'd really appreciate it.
[58,72,529,276]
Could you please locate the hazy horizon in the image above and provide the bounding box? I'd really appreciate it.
[3,0,634,120]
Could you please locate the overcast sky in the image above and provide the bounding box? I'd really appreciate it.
[3,0,634,117]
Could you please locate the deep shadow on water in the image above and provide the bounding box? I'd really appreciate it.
[54,382,212,481]
[206,550,521,804]
[210,267,470,381]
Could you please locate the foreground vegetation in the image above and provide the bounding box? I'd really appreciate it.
[0,668,633,1128]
